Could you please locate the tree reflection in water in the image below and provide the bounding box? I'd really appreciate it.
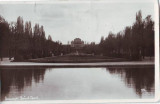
[1,67,154,101]
[1,68,47,101]
[106,66,154,97]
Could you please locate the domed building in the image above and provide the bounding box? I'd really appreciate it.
[71,38,84,49]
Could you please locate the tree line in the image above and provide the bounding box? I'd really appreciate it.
[99,10,154,60]
[0,10,154,61]
[62,10,154,60]
[0,16,62,61]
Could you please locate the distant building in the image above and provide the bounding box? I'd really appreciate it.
[71,38,84,49]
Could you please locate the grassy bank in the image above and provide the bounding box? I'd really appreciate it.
[25,55,129,63]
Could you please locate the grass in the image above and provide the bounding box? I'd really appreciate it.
[27,55,129,63]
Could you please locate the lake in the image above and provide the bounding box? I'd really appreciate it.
[1,66,154,101]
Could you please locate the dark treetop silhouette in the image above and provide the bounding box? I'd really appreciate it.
[0,10,154,61]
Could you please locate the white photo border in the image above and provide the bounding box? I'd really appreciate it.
[0,0,159,103]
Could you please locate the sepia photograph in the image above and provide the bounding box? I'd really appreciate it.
[0,0,159,104]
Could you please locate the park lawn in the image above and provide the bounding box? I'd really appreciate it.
[27,55,129,63]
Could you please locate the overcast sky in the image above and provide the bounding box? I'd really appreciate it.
[0,0,155,44]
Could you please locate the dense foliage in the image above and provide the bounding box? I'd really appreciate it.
[0,16,62,61]
[99,11,154,60]
[0,10,154,61]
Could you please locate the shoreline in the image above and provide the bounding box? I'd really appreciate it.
[0,58,154,68]
[0,61,154,68]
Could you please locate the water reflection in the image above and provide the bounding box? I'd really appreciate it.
[106,67,154,97]
[1,68,46,101]
[1,66,154,101]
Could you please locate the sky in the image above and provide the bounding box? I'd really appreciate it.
[0,0,155,44]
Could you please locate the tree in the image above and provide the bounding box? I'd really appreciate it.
[99,10,154,60]
[143,15,154,59]
[14,16,25,60]
[123,26,132,58]
[0,16,10,60]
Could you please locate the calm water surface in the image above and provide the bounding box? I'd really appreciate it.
[1,67,154,101]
